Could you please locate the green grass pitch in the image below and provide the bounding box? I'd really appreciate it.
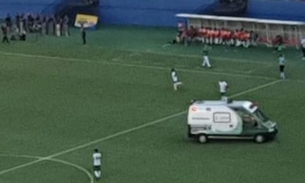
[0,26,305,183]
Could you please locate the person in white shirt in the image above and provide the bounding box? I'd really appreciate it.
[218,80,228,101]
[93,149,102,180]
[301,38,305,60]
[171,68,183,91]
[278,54,286,79]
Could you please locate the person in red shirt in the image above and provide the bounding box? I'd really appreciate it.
[242,30,251,48]
[239,31,246,46]
[198,26,207,43]
[223,29,230,45]
[185,26,197,45]
[214,28,220,44]
[210,28,216,44]
[231,29,238,46]
[235,29,244,47]
[219,28,226,45]
[205,28,211,44]
[210,28,215,44]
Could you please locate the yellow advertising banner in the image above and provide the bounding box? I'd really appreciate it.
[74,14,98,28]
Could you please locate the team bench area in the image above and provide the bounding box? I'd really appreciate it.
[175,14,305,48]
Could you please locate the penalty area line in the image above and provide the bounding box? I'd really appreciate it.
[0,154,94,183]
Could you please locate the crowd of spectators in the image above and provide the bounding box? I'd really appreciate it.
[2,13,70,42]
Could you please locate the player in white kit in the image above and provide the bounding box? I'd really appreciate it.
[218,80,228,101]
[93,149,102,180]
[171,68,183,91]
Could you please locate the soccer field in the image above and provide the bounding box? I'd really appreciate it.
[0,26,305,183]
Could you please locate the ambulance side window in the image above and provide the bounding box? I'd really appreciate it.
[233,108,244,118]
[236,109,257,126]
[234,108,257,126]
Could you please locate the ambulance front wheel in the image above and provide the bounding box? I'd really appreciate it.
[254,134,265,143]
[198,134,208,144]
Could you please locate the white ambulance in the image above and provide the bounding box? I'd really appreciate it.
[187,100,278,143]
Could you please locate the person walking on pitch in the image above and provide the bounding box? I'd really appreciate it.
[218,80,228,101]
[202,45,212,68]
[171,68,183,91]
[92,149,102,180]
[278,54,286,79]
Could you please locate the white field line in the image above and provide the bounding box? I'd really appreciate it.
[292,79,305,84]
[144,49,269,65]
[144,47,301,68]
[209,68,253,74]
[229,80,282,98]
[0,154,94,183]
[0,79,282,176]
[0,159,42,176]
[49,158,94,183]
[161,43,171,48]
[0,51,275,81]
[246,63,273,74]
[0,111,186,176]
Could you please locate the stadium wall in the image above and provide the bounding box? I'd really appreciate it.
[98,0,215,26]
[99,0,305,26]
[245,0,305,21]
[1,0,305,26]
[0,0,59,17]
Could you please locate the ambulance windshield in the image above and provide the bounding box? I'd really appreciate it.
[253,109,269,122]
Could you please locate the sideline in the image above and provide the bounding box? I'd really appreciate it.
[0,79,282,176]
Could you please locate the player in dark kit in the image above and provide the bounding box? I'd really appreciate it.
[1,24,9,43]
[278,54,286,79]
[301,38,305,60]
[81,25,86,45]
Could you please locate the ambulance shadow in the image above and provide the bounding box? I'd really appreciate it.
[186,138,276,145]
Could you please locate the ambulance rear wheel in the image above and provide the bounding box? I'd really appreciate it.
[254,134,265,143]
[198,134,208,144]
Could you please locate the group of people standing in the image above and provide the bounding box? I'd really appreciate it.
[172,23,258,48]
[1,13,70,43]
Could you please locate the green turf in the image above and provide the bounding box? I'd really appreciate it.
[0,26,305,183]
